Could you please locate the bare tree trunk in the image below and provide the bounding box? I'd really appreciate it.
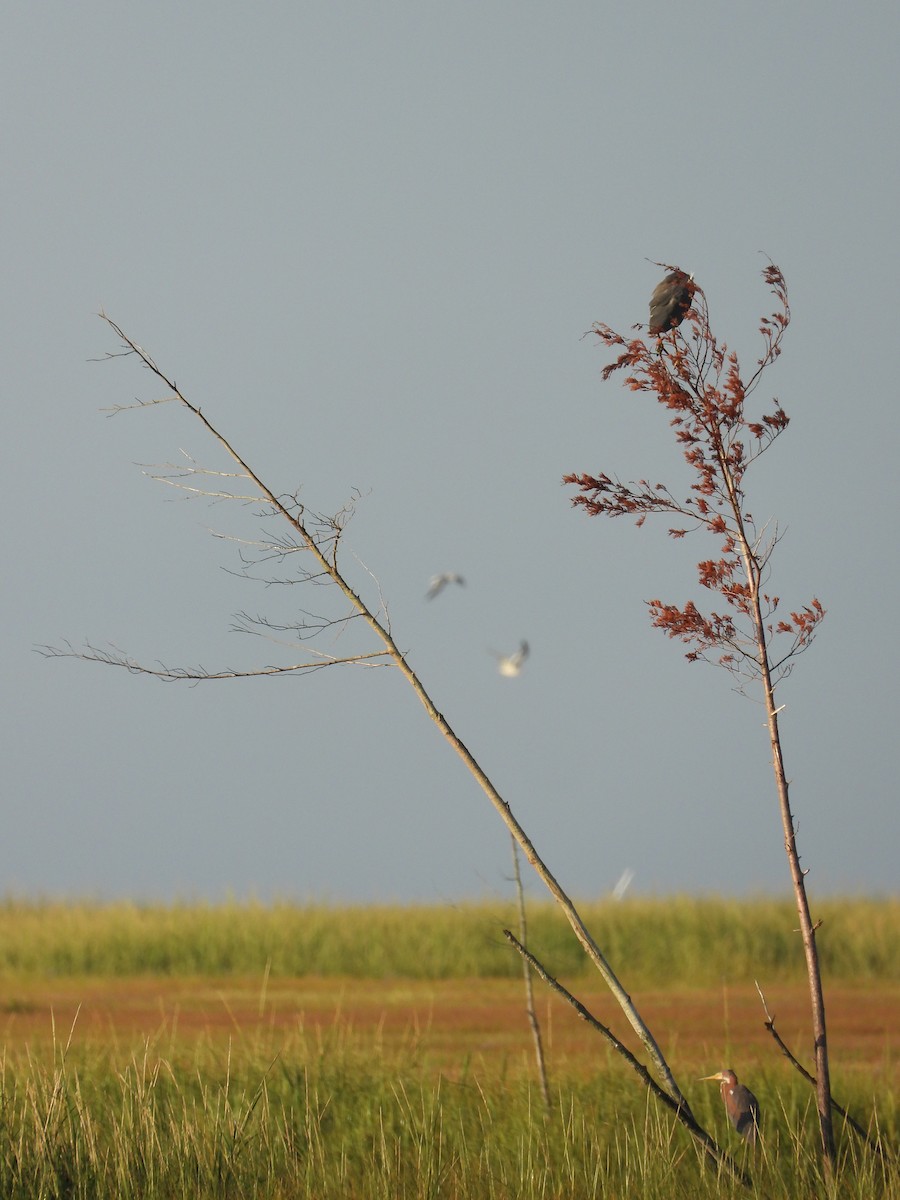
[725,456,835,1168]
[510,836,550,1111]
[762,683,835,1165]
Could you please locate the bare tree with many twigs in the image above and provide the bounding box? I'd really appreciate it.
[40,311,758,1185]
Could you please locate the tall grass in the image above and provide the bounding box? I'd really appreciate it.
[0,896,895,984]
[0,1015,895,1199]
[0,899,896,1196]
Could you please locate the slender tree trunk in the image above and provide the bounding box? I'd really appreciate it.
[712,415,835,1168]
[762,680,835,1165]
[511,836,551,1111]
[733,518,835,1165]
[570,267,833,1173]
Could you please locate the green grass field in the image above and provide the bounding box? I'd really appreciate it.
[0,897,896,1198]
[0,894,896,983]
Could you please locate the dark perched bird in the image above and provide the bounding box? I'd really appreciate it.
[648,269,695,335]
[700,1068,760,1144]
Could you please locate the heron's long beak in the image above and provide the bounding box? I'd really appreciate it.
[699,1072,725,1082]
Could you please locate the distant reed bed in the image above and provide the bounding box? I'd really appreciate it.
[0,896,895,984]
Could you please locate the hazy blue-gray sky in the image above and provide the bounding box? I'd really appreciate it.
[5,2,898,903]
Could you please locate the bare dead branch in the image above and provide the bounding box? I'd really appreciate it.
[101,396,180,414]
[755,982,895,1162]
[36,640,389,679]
[230,609,364,643]
[509,839,550,1112]
[503,930,752,1190]
[47,312,702,1116]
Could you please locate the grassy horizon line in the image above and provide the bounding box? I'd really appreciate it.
[0,895,895,984]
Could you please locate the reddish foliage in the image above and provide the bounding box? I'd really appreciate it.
[564,264,824,680]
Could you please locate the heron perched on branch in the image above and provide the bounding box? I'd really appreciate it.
[700,1068,760,1144]
[648,269,695,335]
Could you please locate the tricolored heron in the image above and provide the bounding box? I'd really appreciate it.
[700,1068,760,1144]
[648,270,695,335]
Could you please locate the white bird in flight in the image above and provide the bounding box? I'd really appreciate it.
[493,640,529,677]
[612,868,635,902]
[426,572,465,600]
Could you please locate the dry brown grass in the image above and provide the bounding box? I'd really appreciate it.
[3,974,897,1091]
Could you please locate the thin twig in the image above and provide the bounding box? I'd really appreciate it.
[37,640,388,678]
[510,838,550,1111]
[755,982,895,1162]
[504,930,752,1190]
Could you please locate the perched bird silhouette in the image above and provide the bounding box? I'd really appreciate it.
[700,1068,760,1144]
[648,269,695,335]
[492,641,529,678]
[425,572,465,600]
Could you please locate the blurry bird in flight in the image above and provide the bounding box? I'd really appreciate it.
[426,572,465,600]
[492,641,529,677]
[648,269,695,336]
[611,868,635,902]
[700,1068,760,1144]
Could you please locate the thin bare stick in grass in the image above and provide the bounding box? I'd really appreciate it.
[509,837,550,1111]
[565,264,835,1167]
[502,930,752,1190]
[47,313,693,1119]
[755,982,895,1163]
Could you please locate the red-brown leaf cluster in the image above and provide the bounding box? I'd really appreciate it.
[565,264,823,679]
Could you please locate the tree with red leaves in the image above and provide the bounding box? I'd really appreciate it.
[564,263,836,1169]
